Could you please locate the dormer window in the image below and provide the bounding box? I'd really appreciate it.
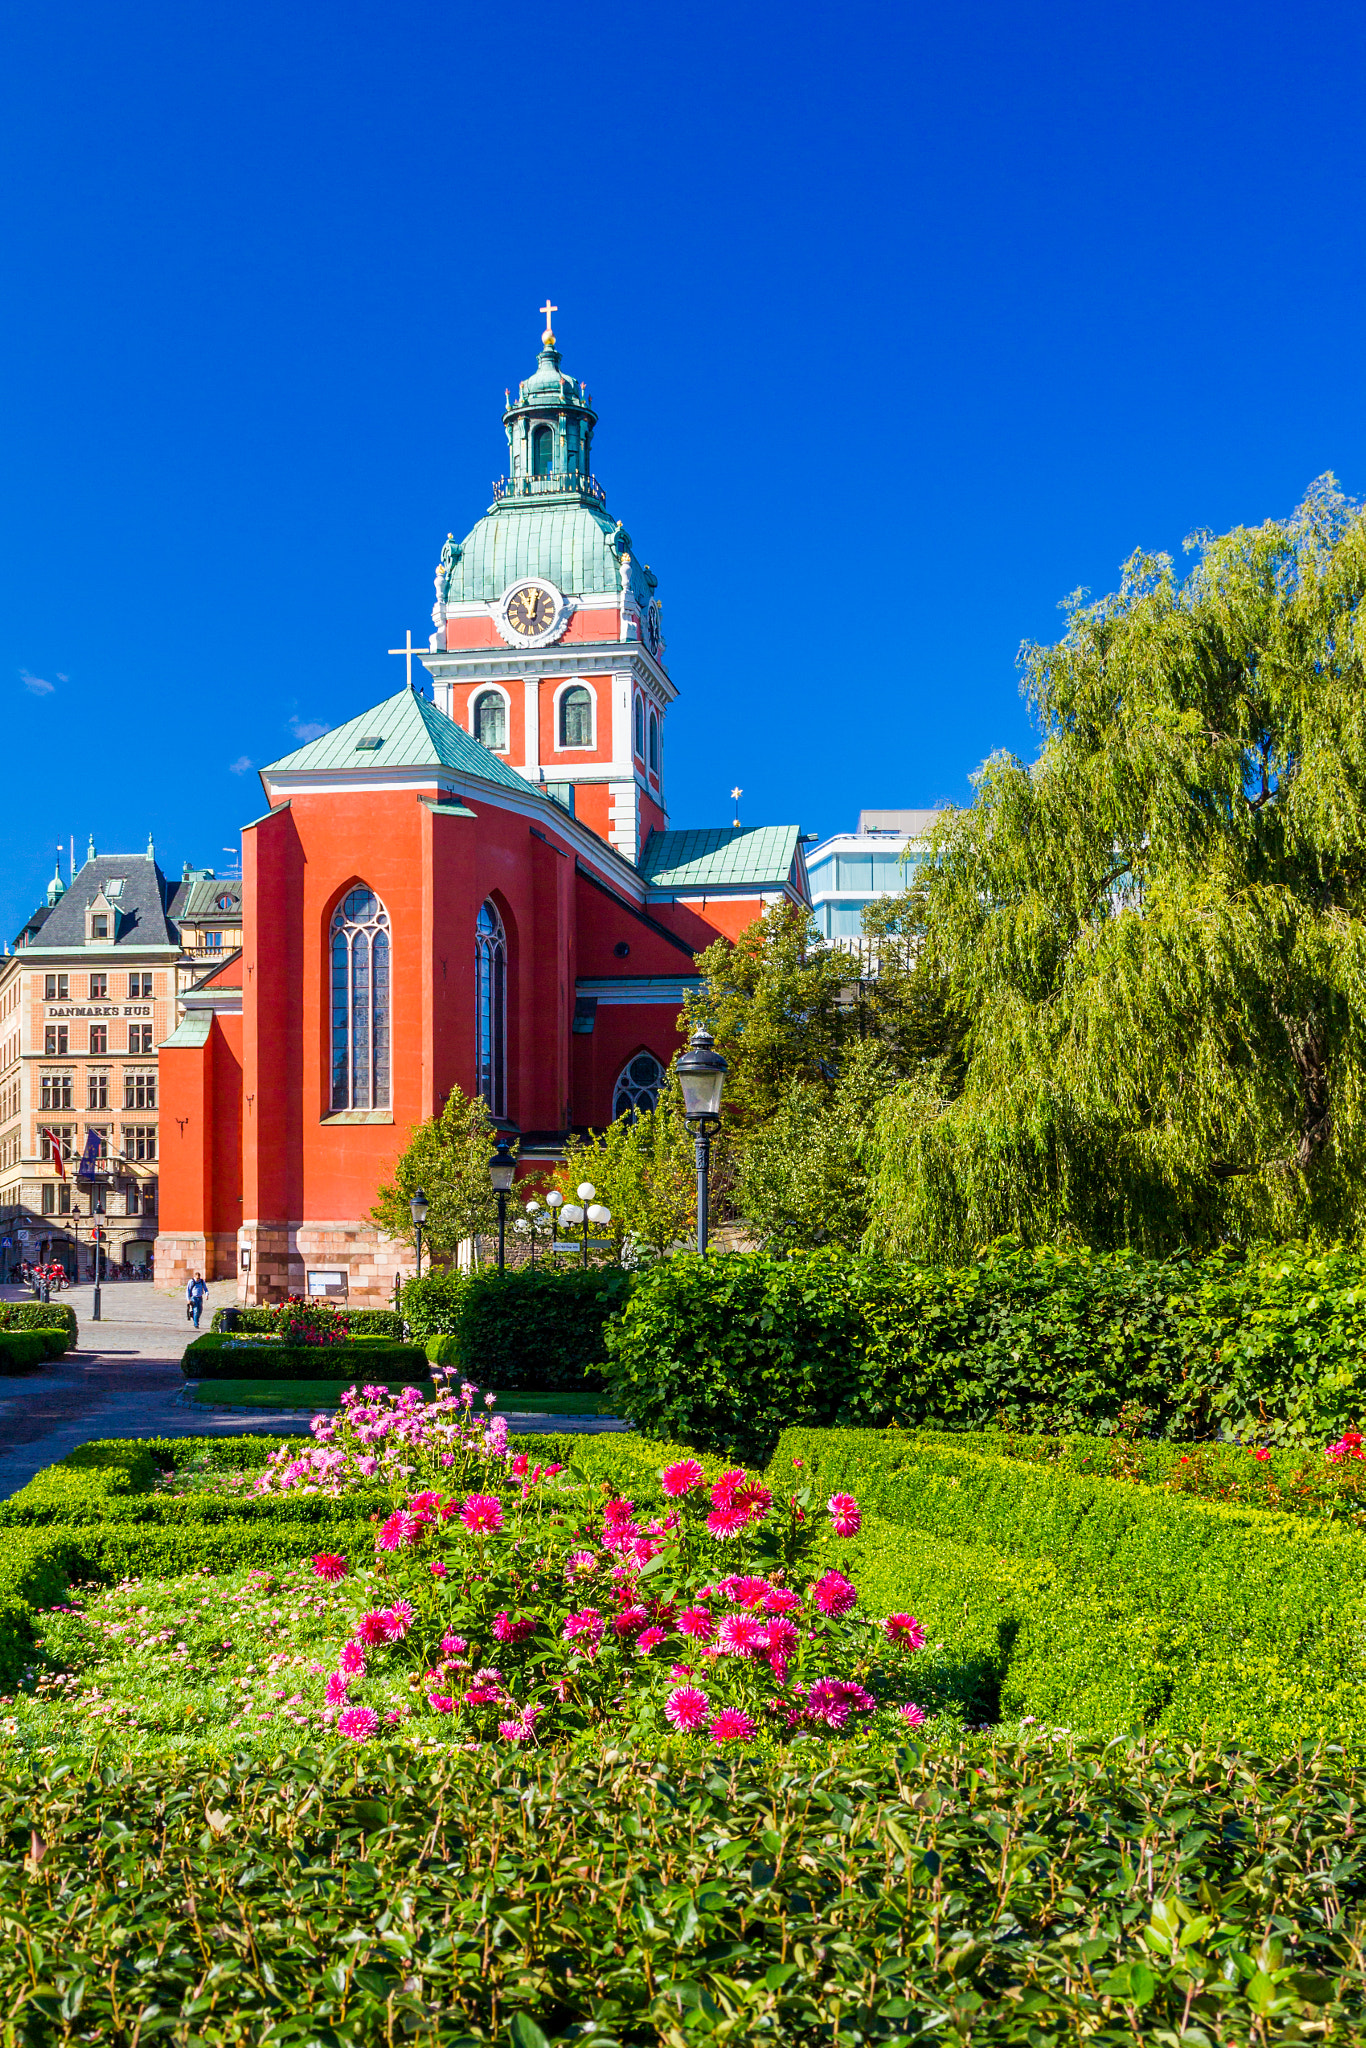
[214,893,235,911]
[355,736,384,752]
[532,424,554,477]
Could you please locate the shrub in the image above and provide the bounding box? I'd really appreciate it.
[0,1330,65,1372]
[407,1264,632,1390]
[209,1301,404,1338]
[0,1301,78,1348]
[181,1335,428,1382]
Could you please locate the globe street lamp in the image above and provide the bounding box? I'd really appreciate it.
[489,1137,517,1273]
[409,1188,429,1277]
[546,1187,563,1252]
[676,1027,728,1255]
[523,1199,541,1268]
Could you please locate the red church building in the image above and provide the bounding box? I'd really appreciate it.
[155,314,811,1303]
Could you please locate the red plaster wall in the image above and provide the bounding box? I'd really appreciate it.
[569,782,613,842]
[571,1004,691,1127]
[209,1014,243,1234]
[561,609,618,643]
[541,675,614,766]
[158,1041,210,1232]
[446,679,523,764]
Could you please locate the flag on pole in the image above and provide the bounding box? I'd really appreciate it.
[76,1129,102,1182]
[44,1130,67,1179]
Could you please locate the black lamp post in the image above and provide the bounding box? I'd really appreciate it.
[488,1138,516,1273]
[409,1188,429,1276]
[676,1027,728,1255]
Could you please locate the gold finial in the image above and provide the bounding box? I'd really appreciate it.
[540,299,558,345]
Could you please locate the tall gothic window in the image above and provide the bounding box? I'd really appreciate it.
[633,694,645,758]
[476,899,507,1120]
[560,684,592,748]
[648,710,660,774]
[614,1050,666,1121]
[330,887,391,1111]
[532,423,554,476]
[473,690,507,751]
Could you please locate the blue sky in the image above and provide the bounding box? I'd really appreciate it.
[3,0,1365,940]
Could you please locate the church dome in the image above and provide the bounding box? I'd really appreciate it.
[445,499,624,603]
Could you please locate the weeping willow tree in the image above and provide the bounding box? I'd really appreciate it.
[867,478,1366,1259]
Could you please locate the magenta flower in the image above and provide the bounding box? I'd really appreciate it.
[716,1614,768,1657]
[763,1587,802,1615]
[563,1607,604,1643]
[498,1709,540,1744]
[428,1561,448,1579]
[460,1493,504,1534]
[464,1683,502,1705]
[408,1490,443,1512]
[611,1605,649,1638]
[380,1601,415,1641]
[718,1573,771,1609]
[338,1640,366,1676]
[636,1626,668,1655]
[660,1458,705,1497]
[802,1679,853,1729]
[664,1685,710,1731]
[603,1496,636,1527]
[764,1617,800,1663]
[564,1550,598,1578]
[427,1693,455,1713]
[355,1610,389,1645]
[705,1506,749,1540]
[324,1671,351,1705]
[509,1453,530,1479]
[811,1570,858,1617]
[827,1492,862,1538]
[899,1702,926,1728]
[677,1605,714,1641]
[710,1469,746,1509]
[336,1706,379,1741]
[883,1612,927,1650]
[709,1707,755,1744]
[492,1611,536,1643]
[311,1552,348,1582]
[377,1510,422,1551]
[734,1479,773,1521]
[440,1632,467,1658]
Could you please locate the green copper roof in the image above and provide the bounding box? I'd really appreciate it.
[640,826,803,892]
[445,501,623,604]
[262,686,536,797]
[161,1010,214,1049]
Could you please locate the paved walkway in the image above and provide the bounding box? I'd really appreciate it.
[0,1280,626,1497]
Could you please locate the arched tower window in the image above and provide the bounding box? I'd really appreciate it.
[614,1050,666,1121]
[472,690,507,751]
[476,900,507,1120]
[648,709,659,774]
[330,887,391,1112]
[532,423,554,476]
[633,695,644,757]
[559,684,592,748]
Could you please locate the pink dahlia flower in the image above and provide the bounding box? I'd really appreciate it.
[733,1480,772,1521]
[710,1469,746,1509]
[509,1453,530,1479]
[336,1706,379,1741]
[498,1711,539,1744]
[380,1601,415,1641]
[324,1671,351,1705]
[827,1492,862,1538]
[664,1685,710,1732]
[440,1632,466,1658]
[636,1626,668,1655]
[660,1458,705,1497]
[377,1510,422,1551]
[492,1611,536,1643]
[355,1610,389,1646]
[408,1490,443,1512]
[710,1707,756,1744]
[884,1612,927,1650]
[811,1570,858,1618]
[706,1506,749,1540]
[718,1574,771,1609]
[763,1587,802,1615]
[716,1614,768,1657]
[338,1641,366,1677]
[564,1550,598,1578]
[803,1678,853,1729]
[563,1607,604,1643]
[763,1617,800,1662]
[611,1605,649,1637]
[677,1605,714,1641]
[311,1552,347,1582]
[603,1496,637,1527]
[464,1683,502,1705]
[427,1693,455,1713]
[899,1702,926,1728]
[460,1493,504,1534]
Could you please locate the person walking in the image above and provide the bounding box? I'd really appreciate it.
[186,1271,208,1329]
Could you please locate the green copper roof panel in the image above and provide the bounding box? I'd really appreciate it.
[262,686,534,796]
[640,826,802,890]
[447,502,622,603]
[161,1011,214,1049]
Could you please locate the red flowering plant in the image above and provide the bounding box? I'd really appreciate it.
[304,1438,931,1751]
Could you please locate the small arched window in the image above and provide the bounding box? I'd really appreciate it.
[560,685,592,748]
[473,690,507,751]
[330,887,391,1111]
[614,1050,666,1122]
[648,710,659,775]
[633,694,644,758]
[476,900,507,1120]
[532,424,554,477]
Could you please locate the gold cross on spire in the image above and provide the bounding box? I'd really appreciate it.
[540,299,558,344]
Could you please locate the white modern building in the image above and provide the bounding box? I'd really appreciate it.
[806,809,941,945]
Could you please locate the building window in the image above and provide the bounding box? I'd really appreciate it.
[129,1024,153,1054]
[125,1072,156,1110]
[544,782,576,816]
[42,1182,73,1216]
[90,915,108,938]
[532,423,554,476]
[44,1026,69,1056]
[633,695,644,758]
[128,973,151,999]
[89,973,107,999]
[648,710,659,775]
[614,1050,666,1121]
[559,685,592,748]
[123,1125,157,1162]
[44,975,69,1001]
[215,893,234,911]
[205,931,223,950]
[473,690,507,751]
[41,1126,74,1163]
[88,1073,109,1110]
[89,1026,107,1056]
[475,899,507,1120]
[41,1073,73,1111]
[330,886,391,1112]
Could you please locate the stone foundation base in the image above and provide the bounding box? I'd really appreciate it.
[153,1230,240,1293]
[238,1219,416,1307]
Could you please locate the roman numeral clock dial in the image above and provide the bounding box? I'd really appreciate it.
[507,587,555,636]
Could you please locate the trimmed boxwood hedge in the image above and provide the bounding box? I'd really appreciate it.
[209,1303,404,1337]
[181,1334,429,1381]
[409,1264,631,1391]
[0,1301,77,1348]
[0,1330,67,1371]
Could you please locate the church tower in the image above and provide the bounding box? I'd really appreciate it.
[423,309,672,864]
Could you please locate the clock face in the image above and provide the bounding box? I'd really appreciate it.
[506,585,557,638]
[644,599,661,654]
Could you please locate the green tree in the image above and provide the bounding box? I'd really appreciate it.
[556,1083,697,1259]
[372,1085,501,1264]
[737,1038,898,1251]
[866,478,1366,1260]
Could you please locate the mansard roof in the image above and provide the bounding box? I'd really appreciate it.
[23,853,177,950]
[261,685,535,795]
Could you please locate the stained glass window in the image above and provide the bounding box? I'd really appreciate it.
[614,1050,665,1121]
[473,691,506,751]
[476,900,507,1120]
[330,887,391,1111]
[560,685,592,748]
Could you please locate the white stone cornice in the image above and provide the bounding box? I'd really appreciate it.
[421,642,677,706]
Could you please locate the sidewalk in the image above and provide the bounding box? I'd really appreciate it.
[0,1280,627,1497]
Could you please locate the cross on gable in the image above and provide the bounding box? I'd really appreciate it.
[387,630,423,690]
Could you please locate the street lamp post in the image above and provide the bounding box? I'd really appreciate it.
[489,1137,517,1274]
[676,1027,728,1256]
[409,1188,429,1277]
[560,1182,612,1270]
[546,1188,563,1252]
